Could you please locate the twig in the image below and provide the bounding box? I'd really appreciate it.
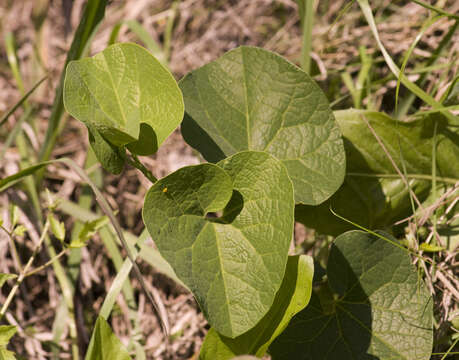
[0,219,50,319]
[23,249,68,278]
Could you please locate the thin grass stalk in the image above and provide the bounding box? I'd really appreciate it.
[396,20,459,118]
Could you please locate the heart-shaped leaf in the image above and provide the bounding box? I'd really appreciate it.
[64,42,183,163]
[143,151,294,337]
[296,110,459,235]
[200,255,314,360]
[179,46,345,205]
[269,230,433,360]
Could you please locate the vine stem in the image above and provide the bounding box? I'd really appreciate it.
[23,249,68,278]
[127,153,158,183]
[0,219,50,319]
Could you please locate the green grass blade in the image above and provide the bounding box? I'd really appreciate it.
[0,108,32,160]
[4,32,25,95]
[0,77,46,127]
[163,1,179,64]
[356,46,373,109]
[341,72,359,108]
[107,19,167,66]
[412,104,459,116]
[395,15,444,115]
[39,0,108,162]
[397,20,458,117]
[4,31,43,221]
[54,197,182,286]
[0,157,170,334]
[411,0,459,20]
[357,0,457,121]
[99,230,148,319]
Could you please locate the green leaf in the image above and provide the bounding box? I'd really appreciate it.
[40,0,108,162]
[10,206,19,229]
[64,42,183,155]
[0,326,17,347]
[0,326,17,360]
[73,215,109,248]
[12,225,26,237]
[143,151,294,337]
[85,317,131,360]
[0,347,16,360]
[200,255,314,360]
[179,46,345,205]
[296,109,459,235]
[48,214,66,242]
[269,230,433,360]
[419,243,445,252]
[87,122,126,174]
[0,274,17,289]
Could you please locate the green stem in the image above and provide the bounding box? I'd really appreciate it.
[127,153,158,183]
[23,249,68,278]
[300,0,315,74]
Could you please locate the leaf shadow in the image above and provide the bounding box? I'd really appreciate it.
[126,122,158,155]
[181,113,227,163]
[206,190,244,224]
[295,137,387,236]
[269,243,379,360]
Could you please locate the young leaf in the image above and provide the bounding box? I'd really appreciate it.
[269,230,433,360]
[199,255,314,359]
[12,225,26,237]
[419,243,445,252]
[297,109,459,235]
[64,42,183,155]
[0,326,17,346]
[73,215,109,248]
[0,274,17,289]
[10,206,19,229]
[0,325,17,360]
[48,214,66,242]
[85,317,131,360]
[143,151,294,338]
[179,46,345,205]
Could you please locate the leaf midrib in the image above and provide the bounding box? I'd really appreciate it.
[101,50,128,128]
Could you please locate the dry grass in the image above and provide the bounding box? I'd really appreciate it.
[0,0,458,359]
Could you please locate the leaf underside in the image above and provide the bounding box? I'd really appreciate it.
[179,46,345,205]
[269,230,433,360]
